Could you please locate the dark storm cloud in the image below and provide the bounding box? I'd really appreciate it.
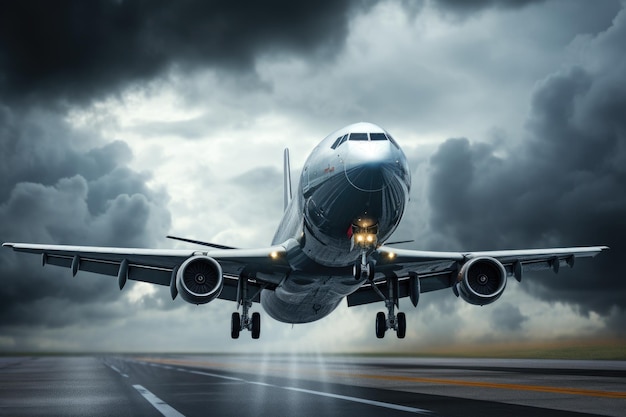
[0,109,172,329]
[0,0,371,106]
[425,7,626,325]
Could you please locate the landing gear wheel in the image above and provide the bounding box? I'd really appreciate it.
[251,312,261,339]
[231,312,241,339]
[354,261,375,280]
[396,312,406,339]
[375,312,386,339]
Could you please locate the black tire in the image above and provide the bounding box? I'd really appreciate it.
[251,312,261,339]
[353,263,362,280]
[375,312,386,338]
[396,312,406,339]
[231,312,241,339]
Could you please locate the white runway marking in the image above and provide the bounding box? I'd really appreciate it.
[107,363,128,378]
[133,384,185,417]
[134,360,432,415]
[283,386,432,414]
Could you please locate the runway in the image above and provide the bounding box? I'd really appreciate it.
[1,355,624,416]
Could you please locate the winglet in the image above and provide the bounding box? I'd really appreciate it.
[284,148,292,211]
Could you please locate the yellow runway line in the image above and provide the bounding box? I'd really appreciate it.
[354,373,626,400]
[134,357,626,400]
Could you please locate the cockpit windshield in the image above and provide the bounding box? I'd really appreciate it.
[331,131,393,148]
[349,133,368,141]
[369,133,387,141]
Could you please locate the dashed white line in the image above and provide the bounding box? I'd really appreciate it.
[107,364,128,378]
[188,370,244,382]
[133,384,185,417]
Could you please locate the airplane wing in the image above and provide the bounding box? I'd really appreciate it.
[2,242,291,303]
[346,245,609,307]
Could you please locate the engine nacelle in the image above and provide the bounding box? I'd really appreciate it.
[455,256,507,306]
[176,256,224,305]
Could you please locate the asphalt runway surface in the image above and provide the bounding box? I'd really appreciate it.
[1,354,624,416]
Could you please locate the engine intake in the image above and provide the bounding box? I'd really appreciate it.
[455,256,507,306]
[176,256,223,305]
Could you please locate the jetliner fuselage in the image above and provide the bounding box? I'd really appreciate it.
[262,122,411,323]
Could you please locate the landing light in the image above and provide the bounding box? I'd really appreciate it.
[354,233,377,248]
[387,252,396,260]
[270,251,279,259]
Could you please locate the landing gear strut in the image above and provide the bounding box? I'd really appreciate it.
[231,277,262,339]
[354,251,374,281]
[372,276,406,339]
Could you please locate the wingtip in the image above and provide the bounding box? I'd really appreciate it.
[2,242,15,248]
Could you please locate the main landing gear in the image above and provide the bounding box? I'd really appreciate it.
[231,277,262,339]
[356,264,406,339]
[354,249,406,339]
[375,298,406,339]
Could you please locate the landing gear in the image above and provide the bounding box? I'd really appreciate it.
[371,277,407,339]
[251,312,261,339]
[397,312,406,339]
[231,312,241,339]
[231,277,262,339]
[354,252,374,281]
[375,312,386,338]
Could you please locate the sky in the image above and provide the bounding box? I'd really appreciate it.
[0,0,625,353]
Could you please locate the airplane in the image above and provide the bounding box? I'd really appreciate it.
[3,122,608,339]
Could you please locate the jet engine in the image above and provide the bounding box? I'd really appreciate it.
[455,257,507,306]
[176,256,224,305]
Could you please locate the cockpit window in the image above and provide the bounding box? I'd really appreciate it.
[386,133,399,149]
[330,134,348,149]
[349,133,368,141]
[369,133,387,141]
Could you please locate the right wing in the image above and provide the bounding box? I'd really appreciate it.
[3,242,292,303]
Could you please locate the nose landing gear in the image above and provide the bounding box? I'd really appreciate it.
[353,251,375,281]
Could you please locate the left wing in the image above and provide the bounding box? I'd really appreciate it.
[347,245,609,307]
[2,242,291,303]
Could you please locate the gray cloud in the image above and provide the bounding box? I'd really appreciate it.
[425,7,626,326]
[490,303,528,332]
[434,0,545,12]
